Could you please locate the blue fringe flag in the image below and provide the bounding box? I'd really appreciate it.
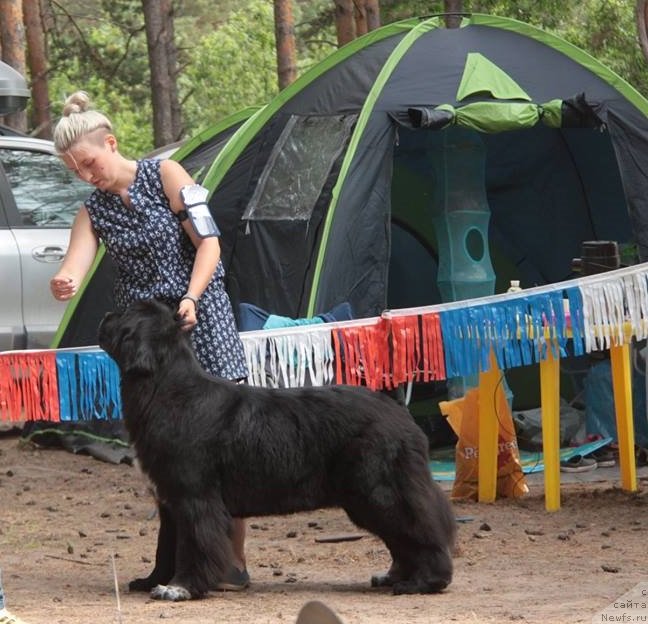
[440,289,571,379]
[56,351,122,421]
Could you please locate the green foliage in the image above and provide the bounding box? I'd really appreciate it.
[40,0,648,152]
[179,0,278,135]
[549,1,648,97]
[295,0,337,69]
[379,0,648,97]
[177,0,334,136]
[47,0,152,155]
[469,0,567,29]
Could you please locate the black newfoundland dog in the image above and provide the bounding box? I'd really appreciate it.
[98,299,456,601]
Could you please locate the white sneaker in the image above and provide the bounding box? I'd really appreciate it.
[560,454,597,473]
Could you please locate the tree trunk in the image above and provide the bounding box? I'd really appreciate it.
[142,0,181,147]
[165,0,182,141]
[334,0,355,47]
[365,0,381,31]
[274,0,297,90]
[23,0,50,138]
[638,0,648,64]
[0,0,28,131]
[355,0,367,37]
[444,0,463,29]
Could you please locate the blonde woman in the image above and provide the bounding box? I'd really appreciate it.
[50,91,249,591]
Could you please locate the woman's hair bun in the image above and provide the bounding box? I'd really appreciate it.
[53,89,112,153]
[62,91,91,116]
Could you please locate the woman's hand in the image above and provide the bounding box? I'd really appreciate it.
[50,275,79,300]
[177,297,198,330]
[49,206,99,302]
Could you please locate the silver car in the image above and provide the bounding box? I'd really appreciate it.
[0,135,90,350]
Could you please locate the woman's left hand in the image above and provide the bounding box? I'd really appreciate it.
[177,298,198,330]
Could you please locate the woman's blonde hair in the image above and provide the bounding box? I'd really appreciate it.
[53,91,112,153]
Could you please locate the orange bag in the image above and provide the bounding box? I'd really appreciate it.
[440,385,528,501]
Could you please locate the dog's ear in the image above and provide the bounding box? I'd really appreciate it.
[119,332,158,375]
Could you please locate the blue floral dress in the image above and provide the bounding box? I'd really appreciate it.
[85,158,248,380]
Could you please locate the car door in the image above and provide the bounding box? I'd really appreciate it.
[0,142,89,349]
[0,172,23,350]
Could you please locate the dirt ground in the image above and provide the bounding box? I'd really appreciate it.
[2,431,648,624]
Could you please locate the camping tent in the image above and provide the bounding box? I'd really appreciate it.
[172,106,262,184]
[53,107,260,347]
[56,12,648,343]
[196,13,647,323]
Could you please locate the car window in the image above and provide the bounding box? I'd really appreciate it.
[0,147,89,227]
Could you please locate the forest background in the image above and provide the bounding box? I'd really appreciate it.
[0,0,647,158]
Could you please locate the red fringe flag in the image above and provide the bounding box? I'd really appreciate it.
[389,315,421,387]
[0,352,60,422]
[333,327,357,385]
[357,321,391,390]
[332,315,446,390]
[420,312,446,382]
[332,320,390,389]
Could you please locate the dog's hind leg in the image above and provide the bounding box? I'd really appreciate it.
[151,495,232,601]
[387,538,454,595]
[344,494,452,595]
[342,441,456,594]
[391,456,456,594]
[129,502,176,592]
[354,510,454,594]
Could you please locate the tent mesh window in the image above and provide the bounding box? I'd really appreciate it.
[243,114,357,221]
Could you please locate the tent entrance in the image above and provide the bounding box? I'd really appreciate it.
[389,119,634,411]
[388,120,634,312]
[389,125,494,309]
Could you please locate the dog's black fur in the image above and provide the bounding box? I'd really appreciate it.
[98,299,456,601]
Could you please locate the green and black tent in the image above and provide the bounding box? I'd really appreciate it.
[56,13,648,343]
[202,12,648,322]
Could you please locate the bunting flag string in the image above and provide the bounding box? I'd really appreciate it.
[4,262,648,422]
[565,287,585,356]
[578,271,647,352]
[356,320,390,390]
[630,270,648,340]
[439,307,481,379]
[624,273,646,342]
[242,335,270,387]
[332,326,364,387]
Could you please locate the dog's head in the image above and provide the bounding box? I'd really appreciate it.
[98,299,190,375]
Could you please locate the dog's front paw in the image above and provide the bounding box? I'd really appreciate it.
[129,576,158,592]
[392,577,449,595]
[150,584,192,601]
[371,564,402,588]
[371,573,394,588]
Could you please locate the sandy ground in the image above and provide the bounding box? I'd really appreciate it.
[2,431,648,624]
